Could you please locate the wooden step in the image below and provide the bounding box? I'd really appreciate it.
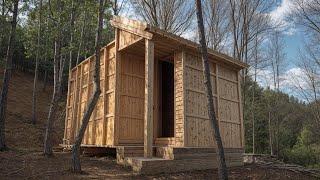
[118,146,244,174]
[128,155,243,174]
[116,146,156,165]
[156,147,244,160]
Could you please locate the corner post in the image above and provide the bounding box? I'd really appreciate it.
[144,39,154,158]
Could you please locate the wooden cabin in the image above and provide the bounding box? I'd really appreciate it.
[63,16,247,174]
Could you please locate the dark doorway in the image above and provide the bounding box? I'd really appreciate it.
[160,61,174,137]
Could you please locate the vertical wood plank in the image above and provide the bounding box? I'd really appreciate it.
[70,67,79,144]
[85,59,91,144]
[238,72,244,148]
[64,69,72,144]
[114,28,121,145]
[144,39,154,158]
[181,50,187,147]
[102,47,108,145]
[216,64,220,128]
[76,64,83,141]
[153,58,159,140]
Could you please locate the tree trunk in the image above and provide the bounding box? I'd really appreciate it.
[43,0,62,156]
[43,56,47,92]
[32,0,43,125]
[252,80,255,154]
[268,110,273,155]
[0,0,19,151]
[276,116,279,158]
[71,0,104,173]
[42,17,49,92]
[68,0,75,71]
[251,32,258,155]
[195,0,228,179]
[58,54,66,94]
[76,4,87,65]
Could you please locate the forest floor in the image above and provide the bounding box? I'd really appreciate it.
[0,69,318,180]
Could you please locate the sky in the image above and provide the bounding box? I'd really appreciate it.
[120,0,310,100]
[269,0,301,67]
[255,0,310,99]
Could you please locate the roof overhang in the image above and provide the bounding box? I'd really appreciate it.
[110,16,248,70]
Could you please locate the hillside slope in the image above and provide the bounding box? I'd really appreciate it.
[0,70,319,179]
[1,69,64,151]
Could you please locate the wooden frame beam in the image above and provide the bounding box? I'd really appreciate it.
[144,39,154,158]
[110,17,153,40]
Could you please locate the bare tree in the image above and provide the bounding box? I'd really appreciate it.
[71,0,104,172]
[0,0,19,151]
[249,17,270,154]
[31,0,43,125]
[291,0,320,137]
[131,0,194,35]
[267,29,286,157]
[292,44,320,136]
[228,1,274,138]
[268,30,286,92]
[112,0,127,15]
[228,0,273,62]
[195,0,228,179]
[291,0,320,35]
[203,0,230,52]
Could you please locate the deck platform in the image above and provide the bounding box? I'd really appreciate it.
[116,146,244,174]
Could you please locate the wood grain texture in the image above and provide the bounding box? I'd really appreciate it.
[64,42,116,146]
[183,52,242,148]
[144,39,154,158]
[64,18,245,150]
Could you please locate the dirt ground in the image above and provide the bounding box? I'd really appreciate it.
[0,150,318,180]
[0,70,318,179]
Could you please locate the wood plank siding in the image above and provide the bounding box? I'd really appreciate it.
[63,16,246,150]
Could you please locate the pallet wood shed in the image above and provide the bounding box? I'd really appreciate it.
[63,16,247,174]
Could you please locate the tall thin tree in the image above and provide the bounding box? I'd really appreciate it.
[43,0,63,156]
[68,0,75,71]
[195,0,228,179]
[71,0,104,172]
[76,1,87,65]
[0,0,19,151]
[31,0,43,124]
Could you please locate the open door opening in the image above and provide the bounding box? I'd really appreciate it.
[159,60,174,138]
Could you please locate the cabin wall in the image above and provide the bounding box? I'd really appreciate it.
[117,52,145,144]
[64,43,116,146]
[182,51,243,148]
[173,51,185,147]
